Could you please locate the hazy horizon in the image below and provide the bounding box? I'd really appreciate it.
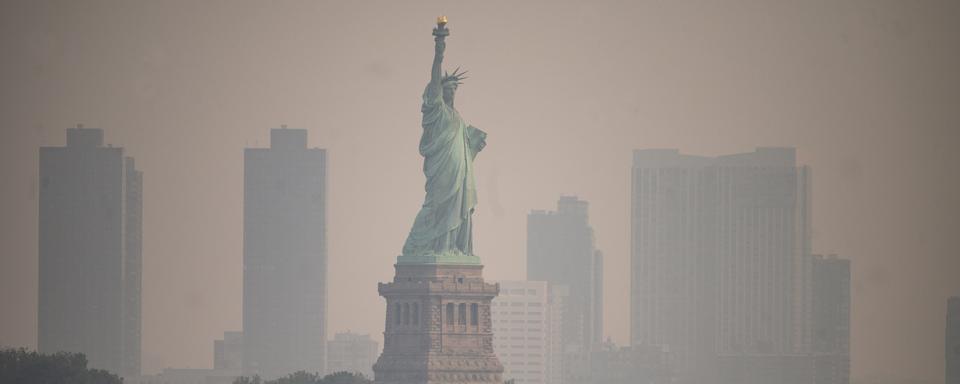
[1,1,958,382]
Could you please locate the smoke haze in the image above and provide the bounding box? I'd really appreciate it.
[1,1,958,382]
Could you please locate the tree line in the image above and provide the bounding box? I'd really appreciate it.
[233,371,371,384]
[0,348,122,384]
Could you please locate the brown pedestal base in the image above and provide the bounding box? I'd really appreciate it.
[373,263,504,384]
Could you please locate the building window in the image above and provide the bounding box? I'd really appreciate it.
[471,303,479,325]
[413,302,420,325]
[458,303,467,325]
[395,303,402,325]
[447,303,455,325]
[403,303,410,325]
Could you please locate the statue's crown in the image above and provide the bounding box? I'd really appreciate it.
[442,67,468,86]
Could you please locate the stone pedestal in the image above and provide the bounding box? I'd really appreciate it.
[373,263,504,384]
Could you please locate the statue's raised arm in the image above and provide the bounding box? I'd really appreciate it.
[430,16,449,90]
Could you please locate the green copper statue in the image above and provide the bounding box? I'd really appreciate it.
[400,17,486,264]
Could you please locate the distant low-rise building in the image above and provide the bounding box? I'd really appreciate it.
[327,332,378,379]
[716,354,813,384]
[587,342,671,384]
[214,331,243,371]
[125,368,238,384]
[125,332,242,384]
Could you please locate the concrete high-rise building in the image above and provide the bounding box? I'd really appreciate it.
[527,196,604,382]
[243,127,327,379]
[630,148,811,382]
[948,297,960,384]
[491,281,559,384]
[327,332,379,379]
[214,331,243,371]
[38,125,142,376]
[812,255,850,384]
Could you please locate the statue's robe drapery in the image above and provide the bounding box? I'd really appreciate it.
[402,82,486,257]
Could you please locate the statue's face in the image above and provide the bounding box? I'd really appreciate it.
[442,83,457,105]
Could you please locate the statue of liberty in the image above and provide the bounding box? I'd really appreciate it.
[401,17,486,263]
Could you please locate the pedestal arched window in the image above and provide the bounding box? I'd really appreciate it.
[413,302,420,325]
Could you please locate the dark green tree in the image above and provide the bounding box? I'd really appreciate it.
[233,371,371,384]
[271,371,322,384]
[232,375,262,384]
[0,348,122,384]
[320,371,371,384]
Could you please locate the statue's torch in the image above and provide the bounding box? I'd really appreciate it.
[433,15,449,37]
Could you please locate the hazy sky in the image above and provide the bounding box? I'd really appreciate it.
[1,1,958,382]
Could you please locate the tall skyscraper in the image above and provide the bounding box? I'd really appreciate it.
[948,297,960,384]
[491,280,559,384]
[812,254,850,384]
[38,125,142,376]
[527,196,604,382]
[630,148,811,382]
[243,127,327,379]
[327,332,379,379]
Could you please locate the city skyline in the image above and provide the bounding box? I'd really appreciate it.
[20,130,868,384]
[1,1,959,383]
